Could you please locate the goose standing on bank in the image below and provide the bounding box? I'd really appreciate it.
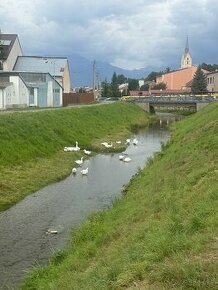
[84,149,91,155]
[75,157,83,166]
[72,167,77,174]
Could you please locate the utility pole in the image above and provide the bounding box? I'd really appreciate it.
[93,60,96,98]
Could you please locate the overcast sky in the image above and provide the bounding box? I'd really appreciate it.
[0,0,218,70]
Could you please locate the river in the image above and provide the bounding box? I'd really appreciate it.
[0,114,181,289]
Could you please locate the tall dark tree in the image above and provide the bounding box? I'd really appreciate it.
[191,65,208,94]
[101,80,110,98]
[110,72,120,98]
[128,78,139,90]
[117,74,127,84]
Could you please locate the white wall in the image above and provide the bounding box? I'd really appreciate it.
[1,76,29,109]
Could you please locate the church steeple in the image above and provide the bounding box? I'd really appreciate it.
[185,35,189,54]
[181,35,192,69]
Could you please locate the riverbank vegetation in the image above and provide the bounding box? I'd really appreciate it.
[22,102,218,290]
[0,102,150,212]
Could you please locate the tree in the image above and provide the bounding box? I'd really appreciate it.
[101,80,110,98]
[117,74,127,84]
[144,71,162,82]
[140,84,149,91]
[110,72,120,98]
[128,78,139,90]
[191,65,208,94]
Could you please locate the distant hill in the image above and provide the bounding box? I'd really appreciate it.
[68,54,150,87]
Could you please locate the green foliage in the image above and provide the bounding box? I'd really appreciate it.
[201,62,218,72]
[110,72,120,98]
[127,78,139,90]
[191,65,208,93]
[145,71,162,82]
[140,83,149,91]
[22,102,218,290]
[101,80,110,98]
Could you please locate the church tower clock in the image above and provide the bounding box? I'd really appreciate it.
[181,36,192,69]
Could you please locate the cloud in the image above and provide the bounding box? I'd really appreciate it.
[0,0,218,70]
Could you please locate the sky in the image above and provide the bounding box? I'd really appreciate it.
[0,0,218,71]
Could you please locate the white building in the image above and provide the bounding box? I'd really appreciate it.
[0,71,63,109]
[14,56,71,93]
[0,33,23,71]
[0,73,29,109]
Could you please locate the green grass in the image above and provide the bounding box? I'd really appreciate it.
[0,102,150,211]
[22,102,218,290]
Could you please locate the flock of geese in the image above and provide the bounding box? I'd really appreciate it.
[64,138,139,176]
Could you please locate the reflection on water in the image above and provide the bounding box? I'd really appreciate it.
[0,116,177,289]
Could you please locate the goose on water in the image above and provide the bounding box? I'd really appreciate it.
[75,157,83,166]
[119,153,127,160]
[81,167,88,175]
[123,156,132,162]
[133,138,138,145]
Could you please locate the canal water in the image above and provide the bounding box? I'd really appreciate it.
[0,114,180,289]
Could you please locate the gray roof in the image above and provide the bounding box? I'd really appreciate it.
[13,56,68,77]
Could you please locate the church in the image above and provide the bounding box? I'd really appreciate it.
[156,36,198,92]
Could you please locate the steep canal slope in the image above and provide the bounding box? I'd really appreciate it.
[0,102,150,211]
[23,102,218,290]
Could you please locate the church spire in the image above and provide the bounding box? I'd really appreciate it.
[185,35,189,54]
[181,35,192,69]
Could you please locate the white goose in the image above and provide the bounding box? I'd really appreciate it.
[126,139,131,145]
[84,149,91,155]
[81,167,88,175]
[105,142,113,148]
[123,156,132,162]
[132,138,138,145]
[119,153,126,160]
[75,157,83,166]
[72,167,77,174]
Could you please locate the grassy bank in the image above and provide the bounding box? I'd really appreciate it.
[0,102,150,211]
[22,102,218,290]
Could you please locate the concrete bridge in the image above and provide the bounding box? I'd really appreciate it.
[128,96,215,113]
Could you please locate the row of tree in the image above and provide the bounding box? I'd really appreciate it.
[101,63,214,98]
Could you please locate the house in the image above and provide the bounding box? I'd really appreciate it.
[207,71,218,93]
[0,33,23,71]
[0,71,29,109]
[0,71,63,109]
[13,56,71,93]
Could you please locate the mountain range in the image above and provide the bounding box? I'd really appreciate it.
[68,54,150,87]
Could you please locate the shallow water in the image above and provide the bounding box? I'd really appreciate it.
[0,117,175,289]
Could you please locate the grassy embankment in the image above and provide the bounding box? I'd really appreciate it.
[0,102,150,212]
[22,102,218,290]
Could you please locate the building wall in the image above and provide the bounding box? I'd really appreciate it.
[3,38,23,71]
[207,72,218,92]
[63,63,71,93]
[63,92,94,106]
[156,66,197,90]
